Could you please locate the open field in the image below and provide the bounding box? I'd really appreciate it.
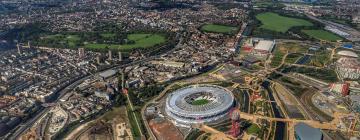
[100,33,115,38]
[191,99,210,105]
[40,33,166,51]
[85,33,166,50]
[127,107,141,138]
[44,34,81,47]
[285,53,303,64]
[271,42,310,67]
[101,107,127,122]
[270,48,286,67]
[284,66,338,82]
[254,2,285,8]
[302,30,342,42]
[201,24,238,34]
[246,124,261,135]
[256,12,313,33]
[307,50,331,67]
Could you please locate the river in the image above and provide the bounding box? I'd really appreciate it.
[262,81,286,140]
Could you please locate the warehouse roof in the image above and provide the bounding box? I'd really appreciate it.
[254,40,275,52]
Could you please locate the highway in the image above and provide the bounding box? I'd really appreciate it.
[7,35,185,140]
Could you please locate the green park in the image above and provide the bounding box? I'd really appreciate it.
[39,33,167,51]
[302,30,342,42]
[201,24,238,34]
[256,12,313,33]
[85,33,166,51]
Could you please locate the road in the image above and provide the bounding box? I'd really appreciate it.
[305,14,360,42]
[271,71,348,140]
[7,35,185,140]
[7,75,90,140]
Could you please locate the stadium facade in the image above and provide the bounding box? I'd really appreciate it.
[165,85,235,124]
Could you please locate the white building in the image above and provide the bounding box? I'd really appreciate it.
[336,51,360,80]
[252,39,276,57]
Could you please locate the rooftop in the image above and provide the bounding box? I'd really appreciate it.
[337,50,358,58]
[254,40,275,52]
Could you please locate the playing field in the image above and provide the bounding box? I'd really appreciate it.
[302,30,342,41]
[201,24,238,34]
[256,12,313,33]
[85,33,166,50]
[191,99,209,105]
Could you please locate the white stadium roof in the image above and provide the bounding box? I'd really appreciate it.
[165,85,235,124]
[254,40,275,52]
[337,50,358,58]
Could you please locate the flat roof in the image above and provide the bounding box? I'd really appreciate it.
[99,69,117,78]
[254,40,275,52]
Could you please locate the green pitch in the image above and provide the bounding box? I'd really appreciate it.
[201,24,238,34]
[191,99,210,105]
[256,12,313,33]
[302,30,342,41]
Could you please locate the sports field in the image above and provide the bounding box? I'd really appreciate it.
[85,33,166,50]
[302,30,342,41]
[191,99,209,105]
[201,24,238,34]
[256,12,313,33]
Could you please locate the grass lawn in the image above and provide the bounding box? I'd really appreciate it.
[307,50,331,67]
[44,34,81,47]
[270,47,286,67]
[127,107,141,138]
[256,12,313,33]
[201,24,238,34]
[254,2,285,8]
[191,99,209,105]
[287,66,338,82]
[85,33,166,51]
[100,33,115,38]
[246,124,261,135]
[101,107,126,122]
[285,53,303,64]
[302,30,342,42]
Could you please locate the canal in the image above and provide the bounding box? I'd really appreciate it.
[295,54,311,65]
[262,81,286,140]
[243,90,250,113]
